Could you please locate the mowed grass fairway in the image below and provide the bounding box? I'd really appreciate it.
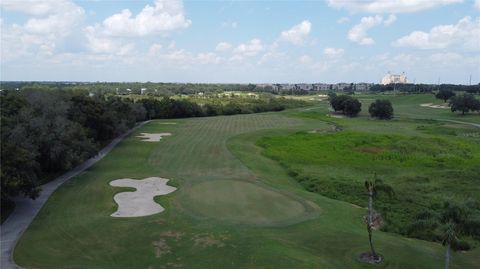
[14,95,480,268]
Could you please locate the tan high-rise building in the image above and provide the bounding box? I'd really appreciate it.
[381,72,408,85]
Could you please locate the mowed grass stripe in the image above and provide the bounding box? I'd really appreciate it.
[148,113,302,182]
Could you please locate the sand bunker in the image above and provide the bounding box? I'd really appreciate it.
[327,113,345,118]
[110,177,176,217]
[158,122,177,125]
[137,133,172,142]
[420,103,449,109]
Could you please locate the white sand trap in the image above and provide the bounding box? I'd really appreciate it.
[110,177,176,217]
[420,103,449,109]
[136,132,172,142]
[327,113,345,118]
[158,122,177,125]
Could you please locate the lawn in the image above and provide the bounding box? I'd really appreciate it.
[13,94,480,268]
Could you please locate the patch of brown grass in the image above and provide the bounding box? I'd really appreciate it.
[192,233,228,248]
[152,239,171,258]
[357,146,385,154]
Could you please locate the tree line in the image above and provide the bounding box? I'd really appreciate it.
[0,88,306,220]
[3,82,479,97]
[370,83,480,94]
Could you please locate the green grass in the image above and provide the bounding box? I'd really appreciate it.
[13,94,480,268]
[180,179,317,226]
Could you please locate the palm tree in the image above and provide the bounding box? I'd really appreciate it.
[364,176,394,262]
[412,200,480,269]
[442,222,457,269]
[439,200,480,269]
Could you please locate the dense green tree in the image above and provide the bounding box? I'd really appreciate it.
[435,89,456,102]
[448,93,480,115]
[342,98,362,117]
[329,95,362,117]
[369,99,394,120]
[330,95,350,112]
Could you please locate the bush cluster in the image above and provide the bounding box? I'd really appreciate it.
[329,94,362,117]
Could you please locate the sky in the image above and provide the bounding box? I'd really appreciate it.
[1,0,479,84]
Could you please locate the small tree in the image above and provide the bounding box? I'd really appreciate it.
[449,93,480,115]
[330,95,350,112]
[330,95,362,117]
[342,98,362,117]
[369,99,394,120]
[435,89,456,102]
[362,176,394,263]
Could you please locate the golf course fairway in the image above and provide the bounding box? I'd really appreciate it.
[13,100,480,268]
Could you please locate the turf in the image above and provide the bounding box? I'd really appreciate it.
[12,94,480,269]
[181,179,317,226]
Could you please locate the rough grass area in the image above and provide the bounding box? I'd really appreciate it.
[257,131,480,240]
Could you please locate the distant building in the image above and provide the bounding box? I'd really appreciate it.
[355,83,373,92]
[382,72,408,85]
[314,84,331,91]
[296,84,314,91]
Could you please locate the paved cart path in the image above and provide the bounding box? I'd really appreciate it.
[0,121,149,269]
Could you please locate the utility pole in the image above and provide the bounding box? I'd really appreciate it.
[469,74,472,86]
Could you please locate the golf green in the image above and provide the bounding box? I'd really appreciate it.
[181,179,317,225]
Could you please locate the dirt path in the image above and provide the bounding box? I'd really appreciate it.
[0,121,150,269]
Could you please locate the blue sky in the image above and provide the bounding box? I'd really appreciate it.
[1,0,479,84]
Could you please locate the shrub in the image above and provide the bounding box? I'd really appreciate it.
[342,98,362,117]
[369,99,394,119]
[435,89,455,102]
[329,95,362,117]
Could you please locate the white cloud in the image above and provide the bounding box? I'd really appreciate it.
[85,26,134,55]
[0,0,85,60]
[429,52,463,63]
[233,39,264,57]
[348,15,383,45]
[196,52,222,64]
[96,0,191,37]
[475,0,480,10]
[215,42,232,52]
[280,20,312,45]
[336,17,350,24]
[1,0,84,35]
[257,42,287,65]
[148,43,163,55]
[298,55,327,71]
[392,16,480,50]
[299,55,313,65]
[168,41,176,50]
[383,14,397,26]
[222,21,238,28]
[323,47,345,57]
[327,0,462,13]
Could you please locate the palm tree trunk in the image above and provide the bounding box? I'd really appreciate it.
[445,243,450,269]
[367,192,377,259]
